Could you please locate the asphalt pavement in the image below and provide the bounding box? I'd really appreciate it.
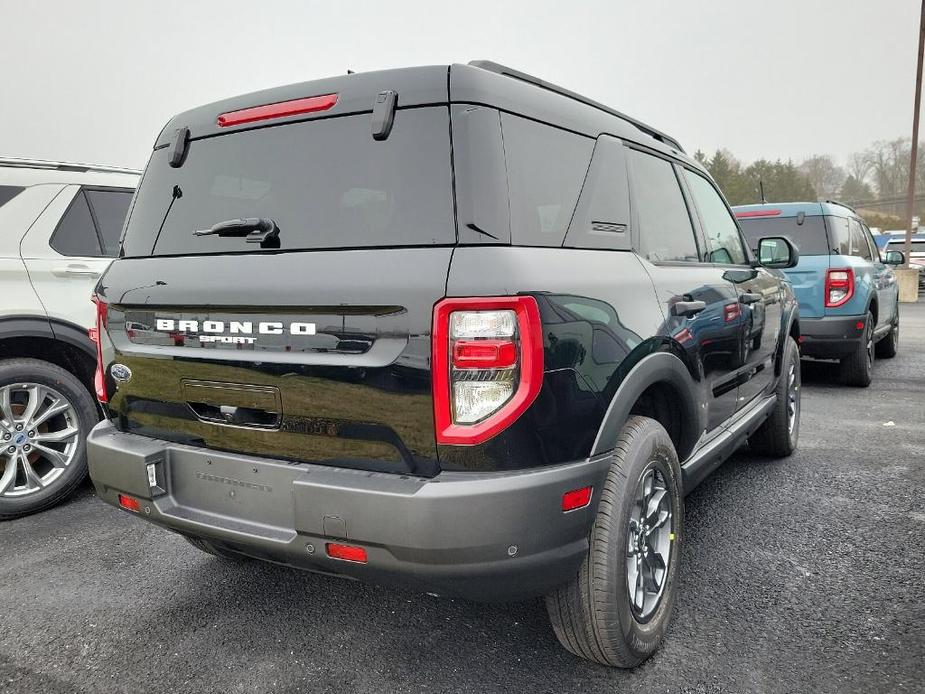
[2,304,924,694]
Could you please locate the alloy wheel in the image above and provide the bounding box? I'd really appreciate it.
[626,465,674,621]
[787,360,800,435]
[0,383,80,498]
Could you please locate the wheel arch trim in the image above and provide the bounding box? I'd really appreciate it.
[590,351,701,462]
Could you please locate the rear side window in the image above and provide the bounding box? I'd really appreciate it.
[124,107,455,257]
[501,114,593,246]
[0,185,24,208]
[848,218,872,261]
[683,170,747,265]
[86,190,133,256]
[738,216,830,256]
[50,191,102,257]
[826,216,851,255]
[627,149,699,262]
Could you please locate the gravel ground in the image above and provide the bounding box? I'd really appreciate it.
[2,304,924,694]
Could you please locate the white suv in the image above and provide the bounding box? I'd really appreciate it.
[0,158,138,518]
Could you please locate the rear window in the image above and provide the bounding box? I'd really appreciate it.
[738,215,830,255]
[887,239,925,254]
[122,107,455,257]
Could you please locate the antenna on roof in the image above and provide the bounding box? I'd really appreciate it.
[758,178,767,204]
[347,69,355,75]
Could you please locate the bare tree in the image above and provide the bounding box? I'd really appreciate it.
[799,155,846,199]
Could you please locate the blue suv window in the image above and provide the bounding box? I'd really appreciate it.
[738,215,829,255]
[826,216,851,255]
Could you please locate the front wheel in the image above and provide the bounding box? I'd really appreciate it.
[546,416,683,668]
[875,314,899,359]
[748,336,800,457]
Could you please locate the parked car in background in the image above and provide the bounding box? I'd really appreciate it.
[86,61,802,668]
[883,233,925,290]
[0,157,138,519]
[734,202,901,387]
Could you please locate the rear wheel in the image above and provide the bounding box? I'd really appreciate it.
[841,311,874,387]
[546,416,683,667]
[0,359,98,520]
[749,336,800,457]
[875,313,899,359]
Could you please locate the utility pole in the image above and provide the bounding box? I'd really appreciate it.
[903,0,925,267]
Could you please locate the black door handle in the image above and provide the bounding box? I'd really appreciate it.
[672,300,707,317]
[740,292,762,305]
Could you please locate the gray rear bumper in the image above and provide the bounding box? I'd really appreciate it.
[87,421,610,601]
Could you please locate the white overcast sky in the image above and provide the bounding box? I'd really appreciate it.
[1,0,921,170]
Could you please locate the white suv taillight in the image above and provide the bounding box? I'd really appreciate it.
[825,268,854,308]
[89,293,109,403]
[432,297,543,445]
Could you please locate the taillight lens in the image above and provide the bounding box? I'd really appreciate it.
[89,293,109,403]
[825,268,854,308]
[432,297,543,445]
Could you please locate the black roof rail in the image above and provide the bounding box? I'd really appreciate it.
[823,199,857,214]
[468,60,685,153]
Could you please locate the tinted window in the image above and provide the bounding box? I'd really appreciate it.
[628,149,698,262]
[738,216,830,256]
[848,218,872,261]
[124,108,455,257]
[502,113,594,246]
[826,216,851,255]
[50,192,102,257]
[564,136,632,250]
[86,190,133,257]
[683,170,746,264]
[0,185,24,208]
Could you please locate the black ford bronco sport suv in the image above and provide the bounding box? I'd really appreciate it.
[88,61,801,667]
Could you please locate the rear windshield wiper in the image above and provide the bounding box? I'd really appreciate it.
[193,217,280,246]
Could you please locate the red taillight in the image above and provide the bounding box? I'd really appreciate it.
[90,293,109,403]
[217,93,338,127]
[118,494,141,513]
[724,302,742,323]
[562,486,593,512]
[734,208,782,218]
[432,296,543,446]
[825,268,854,308]
[326,543,368,563]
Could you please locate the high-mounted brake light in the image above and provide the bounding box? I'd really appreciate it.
[432,296,543,445]
[734,208,782,219]
[89,293,109,403]
[825,268,854,308]
[216,93,338,127]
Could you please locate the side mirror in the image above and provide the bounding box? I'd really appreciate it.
[757,236,799,269]
[883,250,905,266]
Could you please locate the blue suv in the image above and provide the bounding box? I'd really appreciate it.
[733,202,901,387]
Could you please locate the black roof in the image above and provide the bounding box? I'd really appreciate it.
[153,62,697,169]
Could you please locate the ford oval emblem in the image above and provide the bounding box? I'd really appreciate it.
[110,363,133,383]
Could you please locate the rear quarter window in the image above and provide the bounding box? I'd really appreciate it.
[0,185,24,208]
[738,216,830,256]
[501,114,594,247]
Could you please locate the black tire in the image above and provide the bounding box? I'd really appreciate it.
[184,535,245,560]
[875,313,899,359]
[748,336,801,457]
[0,358,99,521]
[545,416,683,668]
[841,311,874,387]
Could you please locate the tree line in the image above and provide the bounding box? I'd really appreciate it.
[696,138,925,229]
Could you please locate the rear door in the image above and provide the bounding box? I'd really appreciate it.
[853,218,896,328]
[101,106,456,477]
[21,186,132,330]
[682,168,780,410]
[625,147,744,434]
